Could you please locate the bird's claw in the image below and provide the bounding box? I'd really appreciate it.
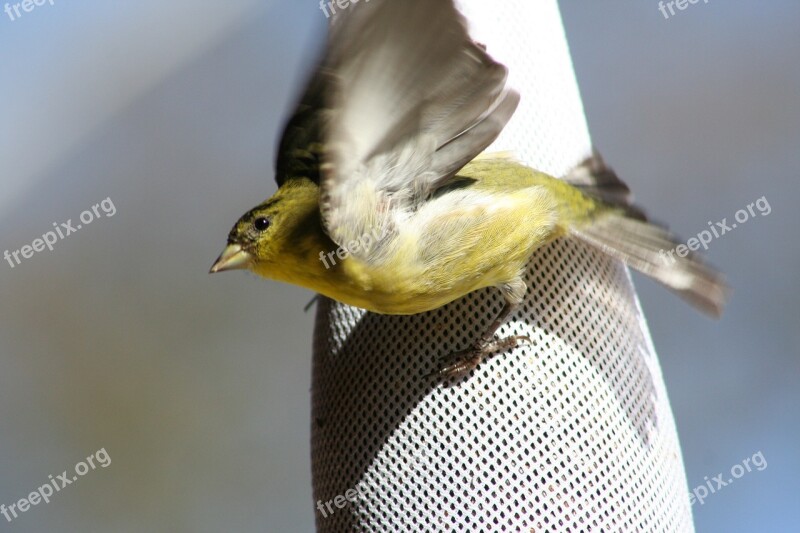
[428,335,532,380]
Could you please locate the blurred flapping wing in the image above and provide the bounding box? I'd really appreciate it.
[277,0,518,261]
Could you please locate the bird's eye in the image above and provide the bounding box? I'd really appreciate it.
[253,217,270,232]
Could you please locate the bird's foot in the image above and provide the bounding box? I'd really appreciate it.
[430,335,532,380]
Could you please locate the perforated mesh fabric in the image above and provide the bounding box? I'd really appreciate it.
[310,1,694,531]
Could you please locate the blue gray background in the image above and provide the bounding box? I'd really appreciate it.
[0,1,797,531]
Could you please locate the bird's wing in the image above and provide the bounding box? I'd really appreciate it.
[274,67,327,188]
[276,0,518,260]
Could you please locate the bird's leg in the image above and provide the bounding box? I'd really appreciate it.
[433,281,533,379]
[481,301,519,344]
[303,294,320,313]
[433,301,530,378]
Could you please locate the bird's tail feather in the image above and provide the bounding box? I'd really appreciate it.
[565,153,729,317]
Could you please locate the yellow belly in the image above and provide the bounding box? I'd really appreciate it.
[319,186,563,315]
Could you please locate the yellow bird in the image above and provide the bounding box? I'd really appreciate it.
[210,0,726,377]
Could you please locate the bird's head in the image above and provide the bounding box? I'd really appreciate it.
[209,180,321,278]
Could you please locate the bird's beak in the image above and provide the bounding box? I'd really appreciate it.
[209,244,252,274]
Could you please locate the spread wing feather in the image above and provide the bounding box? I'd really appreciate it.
[275,0,518,259]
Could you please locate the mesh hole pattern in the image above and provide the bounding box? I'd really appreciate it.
[310,1,692,531]
[312,241,690,532]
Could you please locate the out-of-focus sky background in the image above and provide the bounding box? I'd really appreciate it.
[0,1,797,531]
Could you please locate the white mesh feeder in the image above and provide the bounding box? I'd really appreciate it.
[310,0,694,530]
